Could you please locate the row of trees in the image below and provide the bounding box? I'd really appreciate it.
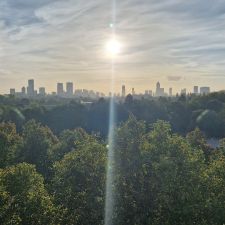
[0,91,225,137]
[0,118,225,224]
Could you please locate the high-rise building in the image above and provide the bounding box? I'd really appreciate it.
[122,85,126,97]
[200,87,210,95]
[39,87,46,96]
[10,88,16,95]
[181,88,187,95]
[194,86,199,94]
[169,88,173,96]
[66,82,74,97]
[57,83,64,96]
[27,79,35,96]
[21,87,26,94]
[132,88,135,95]
[155,82,165,96]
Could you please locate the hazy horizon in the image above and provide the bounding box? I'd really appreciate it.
[1,0,225,94]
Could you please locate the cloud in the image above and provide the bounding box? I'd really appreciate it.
[0,0,225,93]
[167,76,182,81]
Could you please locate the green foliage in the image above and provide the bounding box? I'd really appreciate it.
[52,138,107,225]
[145,128,205,225]
[21,120,58,176]
[51,128,92,161]
[113,116,146,225]
[0,109,224,225]
[186,128,213,161]
[197,110,225,137]
[0,163,57,225]
[0,123,22,168]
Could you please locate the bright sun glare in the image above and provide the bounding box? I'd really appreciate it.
[106,39,121,57]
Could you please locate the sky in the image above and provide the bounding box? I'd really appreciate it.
[0,0,225,94]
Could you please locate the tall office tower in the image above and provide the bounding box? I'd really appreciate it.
[181,88,187,95]
[155,81,164,96]
[39,87,46,96]
[169,88,173,96]
[57,83,64,96]
[122,85,126,97]
[132,88,135,95]
[149,90,153,96]
[156,82,160,96]
[145,90,149,95]
[194,86,199,94]
[21,87,26,94]
[66,82,74,97]
[10,88,16,95]
[27,79,35,96]
[200,87,210,95]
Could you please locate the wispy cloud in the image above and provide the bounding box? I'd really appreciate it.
[167,76,182,81]
[0,0,225,93]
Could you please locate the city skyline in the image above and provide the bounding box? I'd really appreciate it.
[1,1,225,94]
[8,79,211,98]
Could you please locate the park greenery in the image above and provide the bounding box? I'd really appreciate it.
[0,92,225,224]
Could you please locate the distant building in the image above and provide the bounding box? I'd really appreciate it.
[200,87,210,95]
[57,83,64,96]
[66,82,74,97]
[75,89,83,97]
[39,87,46,96]
[132,88,135,95]
[10,88,16,95]
[21,87,26,94]
[155,82,165,96]
[122,85,126,97]
[149,90,153,96]
[83,89,89,98]
[27,79,35,97]
[181,88,187,95]
[193,86,199,94]
[169,88,173,96]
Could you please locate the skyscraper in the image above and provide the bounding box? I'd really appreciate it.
[27,79,35,96]
[132,88,135,95]
[39,87,46,96]
[57,83,64,96]
[66,82,74,97]
[21,87,26,94]
[122,85,126,97]
[194,86,199,94]
[169,88,173,96]
[155,82,164,96]
[181,88,187,95]
[10,88,15,95]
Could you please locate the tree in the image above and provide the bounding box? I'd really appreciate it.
[186,128,213,161]
[0,163,57,225]
[196,110,225,137]
[52,139,107,225]
[113,116,146,225]
[202,156,225,224]
[0,122,22,168]
[143,121,205,225]
[21,120,58,177]
[51,128,93,161]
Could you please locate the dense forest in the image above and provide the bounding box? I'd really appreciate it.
[0,91,225,138]
[0,92,225,224]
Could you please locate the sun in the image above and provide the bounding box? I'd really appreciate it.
[106,39,121,57]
